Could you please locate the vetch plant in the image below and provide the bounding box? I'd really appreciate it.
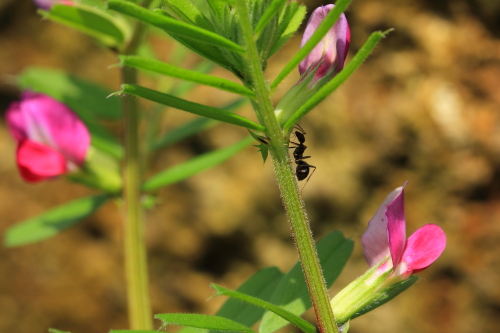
[3,0,448,333]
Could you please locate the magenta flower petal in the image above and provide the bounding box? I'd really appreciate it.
[17,140,67,182]
[401,224,447,274]
[6,92,90,166]
[299,5,350,82]
[386,186,407,268]
[361,186,404,267]
[33,0,73,10]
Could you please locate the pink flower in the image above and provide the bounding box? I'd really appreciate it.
[299,4,350,83]
[361,183,446,279]
[6,92,90,183]
[33,0,73,10]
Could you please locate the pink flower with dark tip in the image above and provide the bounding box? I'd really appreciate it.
[299,4,350,83]
[361,183,446,279]
[6,92,90,183]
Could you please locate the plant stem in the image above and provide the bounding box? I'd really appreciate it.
[233,1,339,333]
[121,1,153,329]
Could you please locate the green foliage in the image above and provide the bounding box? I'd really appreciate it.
[18,67,124,159]
[41,4,127,48]
[49,329,72,333]
[143,136,254,191]
[268,2,306,57]
[254,0,287,35]
[283,30,390,131]
[119,56,255,98]
[259,231,354,333]
[159,0,305,81]
[152,99,247,151]
[4,195,109,247]
[120,84,264,132]
[110,331,158,333]
[211,267,284,330]
[108,1,245,54]
[212,285,316,333]
[248,130,269,163]
[155,313,253,332]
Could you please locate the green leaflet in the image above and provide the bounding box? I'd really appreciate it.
[152,98,246,150]
[254,0,287,35]
[42,4,126,47]
[4,195,109,247]
[143,136,253,191]
[155,313,253,332]
[120,56,255,98]
[110,331,157,333]
[259,230,354,333]
[212,285,316,333]
[120,84,264,132]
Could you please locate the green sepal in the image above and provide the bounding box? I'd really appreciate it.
[155,313,254,332]
[351,275,419,320]
[330,260,419,324]
[67,147,122,194]
[4,195,109,247]
[119,84,264,132]
[211,284,316,333]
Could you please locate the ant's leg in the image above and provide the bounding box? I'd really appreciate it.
[295,123,306,134]
[300,165,316,194]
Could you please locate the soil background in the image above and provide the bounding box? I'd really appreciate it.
[1,0,500,333]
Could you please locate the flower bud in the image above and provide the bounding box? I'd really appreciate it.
[6,92,90,183]
[33,0,72,10]
[299,4,350,84]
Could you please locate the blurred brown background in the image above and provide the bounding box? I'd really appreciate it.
[1,0,500,332]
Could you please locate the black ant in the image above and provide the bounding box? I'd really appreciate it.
[289,125,316,190]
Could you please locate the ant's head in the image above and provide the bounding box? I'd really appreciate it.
[295,131,306,144]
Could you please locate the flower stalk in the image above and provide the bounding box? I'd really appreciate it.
[234,0,338,332]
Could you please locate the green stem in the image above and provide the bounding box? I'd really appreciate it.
[233,1,339,333]
[121,0,153,329]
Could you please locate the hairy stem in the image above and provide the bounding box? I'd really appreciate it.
[233,1,339,333]
[121,0,153,329]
